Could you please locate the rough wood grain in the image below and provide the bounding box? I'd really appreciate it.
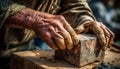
[10,49,120,69]
[10,50,98,69]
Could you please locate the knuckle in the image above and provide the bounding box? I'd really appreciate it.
[75,26,85,33]
[112,33,115,38]
[65,32,70,37]
[110,31,115,38]
[73,38,79,45]
[56,15,65,20]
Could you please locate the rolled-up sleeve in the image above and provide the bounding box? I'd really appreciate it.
[59,0,96,28]
[0,0,26,28]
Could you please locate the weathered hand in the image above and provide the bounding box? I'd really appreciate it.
[5,8,79,50]
[33,15,79,50]
[74,21,114,49]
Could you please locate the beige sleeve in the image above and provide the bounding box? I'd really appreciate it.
[0,3,26,28]
[59,0,96,28]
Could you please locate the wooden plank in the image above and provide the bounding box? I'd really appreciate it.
[10,49,120,69]
[104,49,120,67]
[55,34,103,67]
[10,50,99,69]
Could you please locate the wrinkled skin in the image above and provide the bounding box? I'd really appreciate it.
[5,8,79,50]
[5,8,114,51]
[33,15,79,50]
[74,21,115,49]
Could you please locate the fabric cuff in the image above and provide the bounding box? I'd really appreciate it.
[79,15,96,24]
[0,3,26,28]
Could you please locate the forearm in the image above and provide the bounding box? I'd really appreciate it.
[4,8,54,30]
[4,8,35,30]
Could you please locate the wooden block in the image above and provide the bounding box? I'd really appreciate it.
[55,34,103,67]
[10,50,99,69]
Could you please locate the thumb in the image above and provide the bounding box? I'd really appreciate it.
[74,25,85,34]
[74,21,93,34]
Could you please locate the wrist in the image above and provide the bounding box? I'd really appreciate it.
[18,8,37,30]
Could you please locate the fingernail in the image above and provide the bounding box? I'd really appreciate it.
[59,45,66,49]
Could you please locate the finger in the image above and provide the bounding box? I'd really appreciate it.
[96,28,106,46]
[105,36,109,48]
[78,21,106,46]
[60,18,79,45]
[105,27,115,47]
[49,25,73,49]
[42,18,74,49]
[48,26,66,49]
[45,38,59,50]
[90,23,106,46]
[100,22,110,37]
[57,30,73,49]
[99,23,110,48]
[74,21,93,34]
[74,25,85,34]
[100,23,110,47]
[52,33,66,49]
[36,31,59,50]
[100,22,115,47]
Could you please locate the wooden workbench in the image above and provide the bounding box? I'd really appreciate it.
[10,49,120,69]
